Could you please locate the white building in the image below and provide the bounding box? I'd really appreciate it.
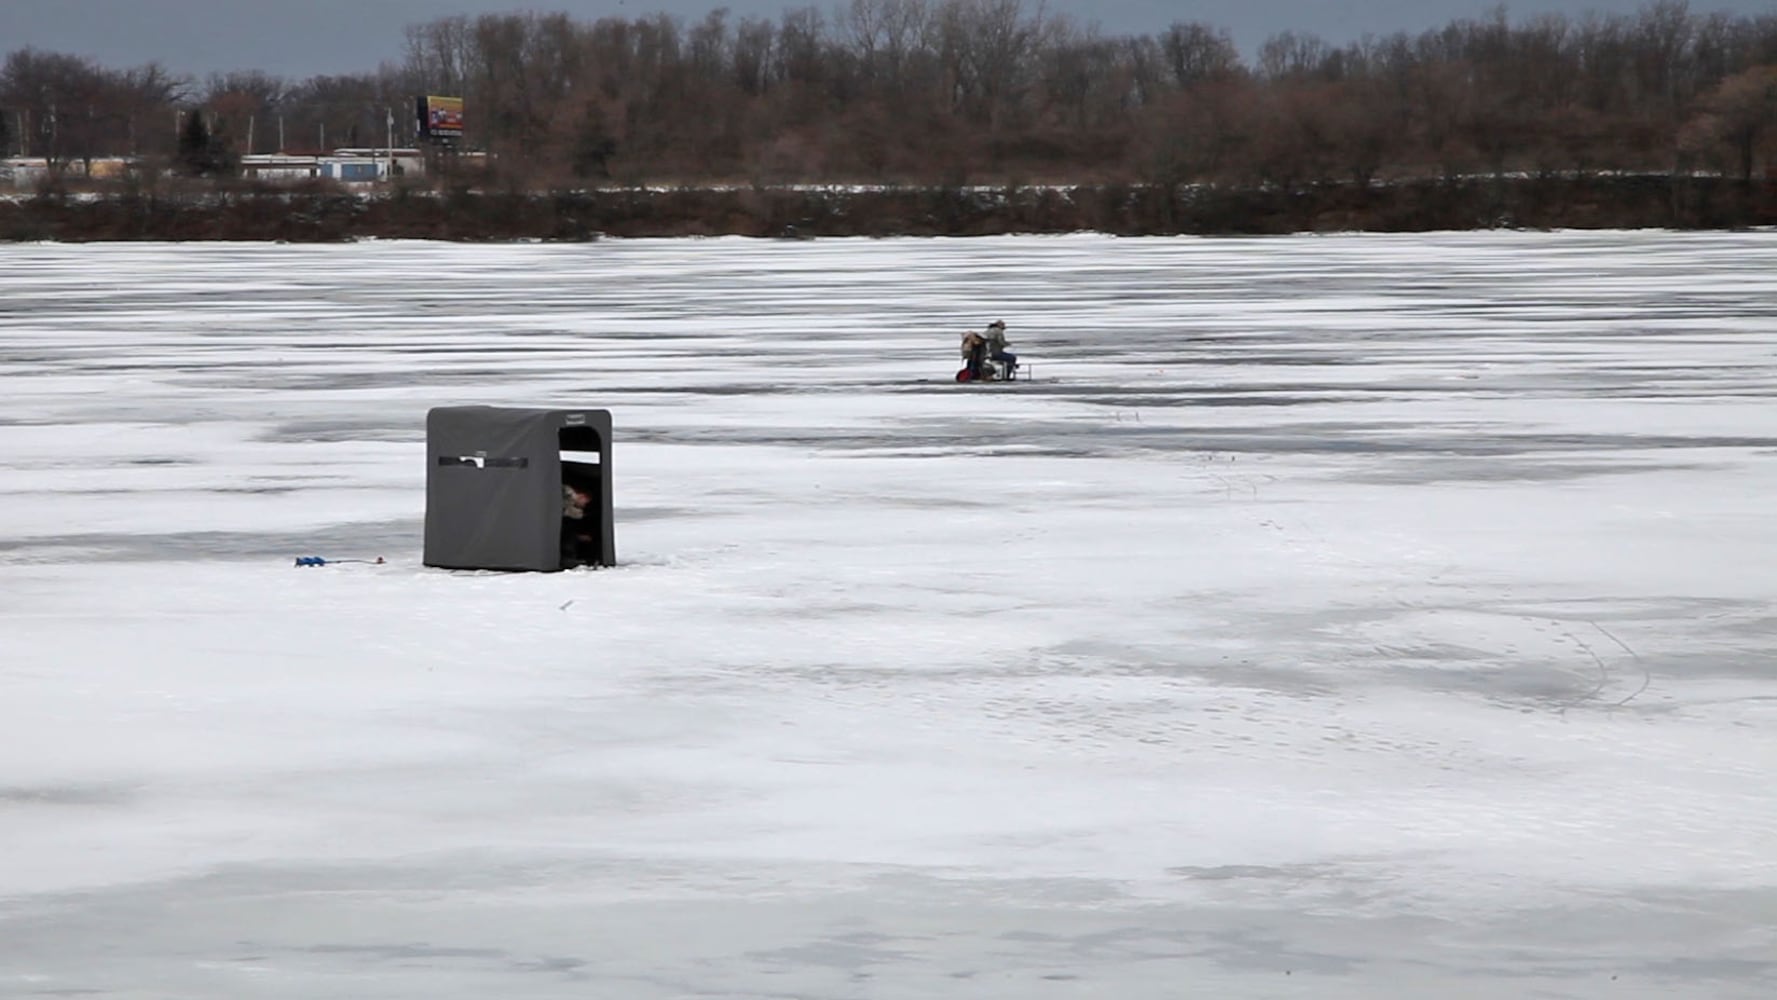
[0,158,49,187]
[240,154,321,182]
[321,149,426,183]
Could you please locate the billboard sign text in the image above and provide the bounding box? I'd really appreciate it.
[417,96,464,139]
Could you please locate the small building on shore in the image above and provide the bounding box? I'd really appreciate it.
[0,151,433,188]
[243,149,426,184]
[1,157,139,187]
[321,148,426,183]
[241,154,322,182]
[0,158,48,187]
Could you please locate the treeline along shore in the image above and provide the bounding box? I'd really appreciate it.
[2,173,1774,241]
[3,0,1775,238]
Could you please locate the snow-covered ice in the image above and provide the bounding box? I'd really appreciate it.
[1,231,1775,998]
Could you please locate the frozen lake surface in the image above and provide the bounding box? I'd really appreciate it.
[2,231,1775,998]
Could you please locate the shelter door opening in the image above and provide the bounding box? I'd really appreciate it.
[560,426,604,568]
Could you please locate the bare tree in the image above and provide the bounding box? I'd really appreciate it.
[936,0,1051,127]
[780,7,819,81]
[1686,64,1777,182]
[203,71,285,154]
[1258,31,1332,81]
[733,16,774,96]
[404,17,472,98]
[1160,22,1240,88]
[1138,78,1251,187]
[841,0,935,98]
[1,49,107,170]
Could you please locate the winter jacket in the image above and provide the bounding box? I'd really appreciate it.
[960,331,987,360]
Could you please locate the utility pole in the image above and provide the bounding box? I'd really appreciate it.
[385,105,394,181]
[278,116,285,153]
[247,115,255,156]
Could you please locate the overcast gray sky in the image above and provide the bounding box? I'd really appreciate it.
[1,0,1768,79]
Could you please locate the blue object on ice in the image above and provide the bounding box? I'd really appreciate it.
[293,555,384,567]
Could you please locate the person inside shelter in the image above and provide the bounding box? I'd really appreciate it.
[561,480,595,565]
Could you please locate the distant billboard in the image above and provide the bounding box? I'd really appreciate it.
[416,96,464,140]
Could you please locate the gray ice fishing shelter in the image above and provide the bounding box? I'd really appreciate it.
[423,406,615,571]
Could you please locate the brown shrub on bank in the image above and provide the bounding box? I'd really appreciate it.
[3,175,1773,243]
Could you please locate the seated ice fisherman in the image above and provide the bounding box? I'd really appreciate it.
[983,319,1017,377]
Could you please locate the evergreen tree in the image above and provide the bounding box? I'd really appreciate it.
[176,108,212,175]
[175,108,236,176]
